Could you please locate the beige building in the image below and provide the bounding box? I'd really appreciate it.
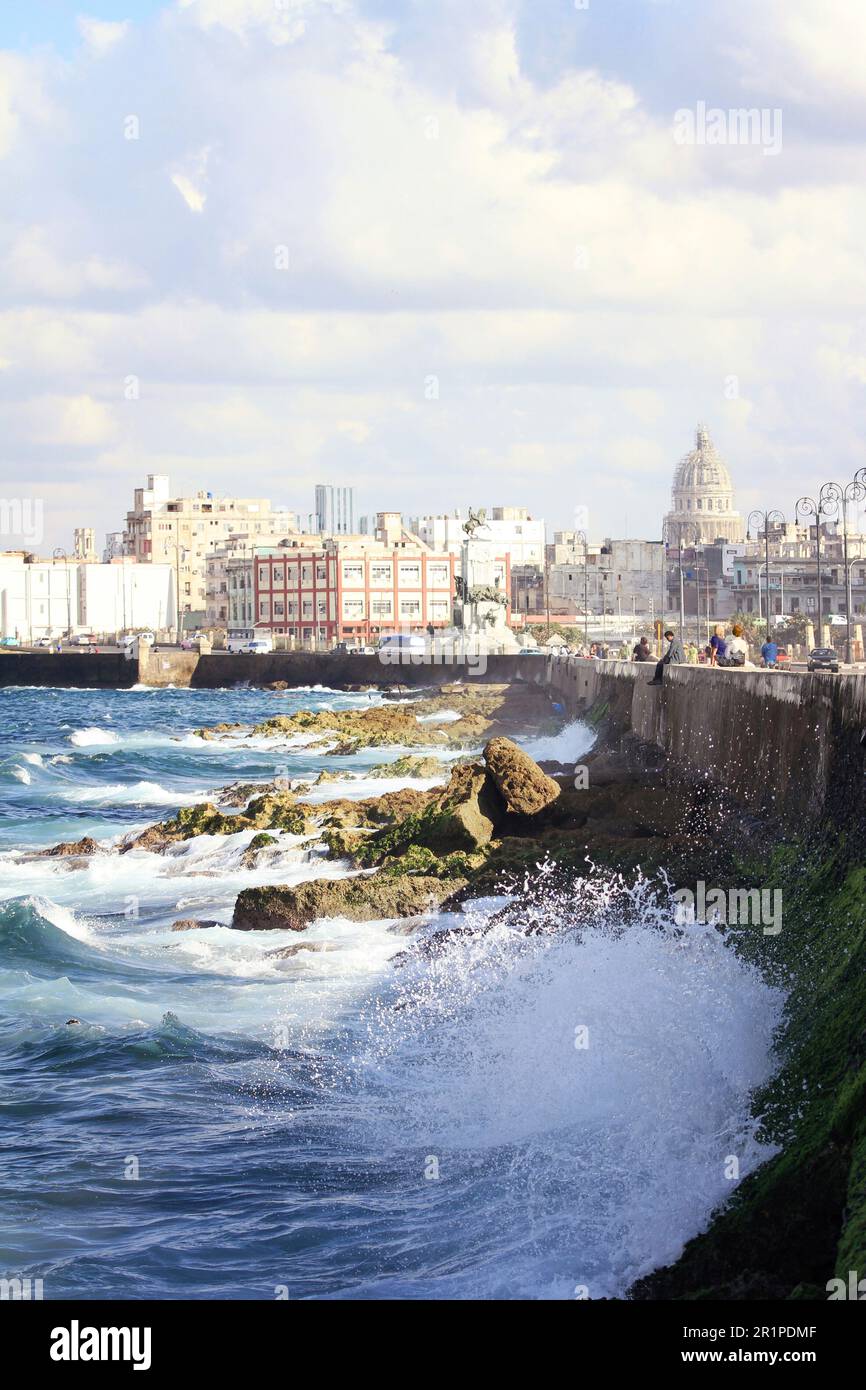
[123,475,298,631]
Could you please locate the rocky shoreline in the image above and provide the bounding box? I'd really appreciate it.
[28,677,866,1299]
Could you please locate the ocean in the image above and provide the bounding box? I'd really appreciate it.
[0,683,782,1299]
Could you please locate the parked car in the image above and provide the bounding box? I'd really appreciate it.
[808,647,840,673]
[0,636,20,648]
[244,639,273,655]
[33,636,53,647]
[377,633,428,654]
[74,633,98,646]
[349,644,376,655]
[120,631,155,647]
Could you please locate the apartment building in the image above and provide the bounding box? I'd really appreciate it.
[228,537,458,644]
[123,475,297,629]
[206,534,324,628]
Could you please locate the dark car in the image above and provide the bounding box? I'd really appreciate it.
[808,647,840,673]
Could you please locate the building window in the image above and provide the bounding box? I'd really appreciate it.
[428,564,450,587]
[370,562,392,584]
[399,598,421,618]
[371,598,393,618]
[272,567,285,589]
[342,562,364,584]
[343,597,365,619]
[258,567,268,586]
[398,563,421,585]
[316,563,327,583]
[274,600,285,617]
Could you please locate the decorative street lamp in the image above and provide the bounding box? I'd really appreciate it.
[795,492,838,644]
[52,547,71,638]
[575,529,589,647]
[819,480,865,663]
[747,508,786,635]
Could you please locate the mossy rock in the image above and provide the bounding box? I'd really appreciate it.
[232,873,466,930]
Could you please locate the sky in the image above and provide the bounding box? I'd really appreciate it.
[2,0,866,551]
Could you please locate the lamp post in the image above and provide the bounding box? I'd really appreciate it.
[819,480,864,664]
[747,508,786,641]
[575,529,589,647]
[796,492,838,645]
[53,547,71,638]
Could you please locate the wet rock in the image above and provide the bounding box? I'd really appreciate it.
[122,793,310,854]
[38,836,103,858]
[240,832,279,868]
[231,874,466,931]
[348,762,501,868]
[264,941,339,958]
[483,737,561,817]
[170,918,222,932]
[193,721,244,740]
[369,754,448,779]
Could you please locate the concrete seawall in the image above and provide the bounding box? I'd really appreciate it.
[0,649,548,691]
[547,656,866,831]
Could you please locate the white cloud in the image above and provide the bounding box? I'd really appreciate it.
[77,17,132,55]
[1,0,865,550]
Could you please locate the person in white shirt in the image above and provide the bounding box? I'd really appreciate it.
[723,623,751,667]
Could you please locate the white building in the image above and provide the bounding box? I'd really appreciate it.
[0,554,174,641]
[78,562,175,636]
[415,507,545,569]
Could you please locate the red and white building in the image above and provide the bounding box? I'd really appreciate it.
[228,537,510,645]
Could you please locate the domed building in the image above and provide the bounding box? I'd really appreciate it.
[663,424,744,546]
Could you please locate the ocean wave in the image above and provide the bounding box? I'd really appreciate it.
[518,718,596,765]
[68,727,121,747]
[346,874,784,1298]
[58,781,212,808]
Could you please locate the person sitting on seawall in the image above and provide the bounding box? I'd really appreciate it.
[648,628,686,685]
[632,635,653,662]
[760,635,779,669]
[718,622,750,668]
[709,624,727,666]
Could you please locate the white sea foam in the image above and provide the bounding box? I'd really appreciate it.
[416,709,461,724]
[518,718,596,765]
[59,781,212,808]
[68,727,121,747]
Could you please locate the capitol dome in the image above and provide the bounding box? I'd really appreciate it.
[664,424,744,546]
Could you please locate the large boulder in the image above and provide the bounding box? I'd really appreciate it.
[231,873,465,931]
[483,737,561,816]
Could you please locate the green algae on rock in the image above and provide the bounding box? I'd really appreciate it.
[231,873,465,931]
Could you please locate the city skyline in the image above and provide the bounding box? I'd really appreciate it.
[3,2,866,550]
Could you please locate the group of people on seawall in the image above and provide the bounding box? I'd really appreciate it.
[645,624,786,682]
[563,624,787,676]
